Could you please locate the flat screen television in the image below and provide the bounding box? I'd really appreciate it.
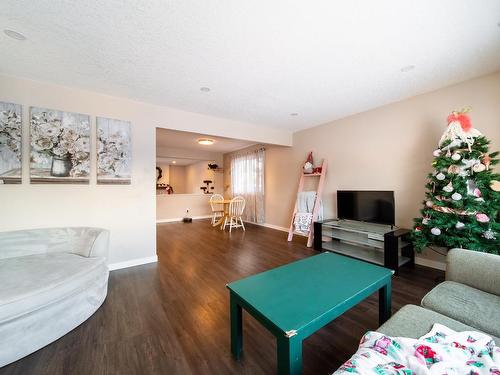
[337,190,395,226]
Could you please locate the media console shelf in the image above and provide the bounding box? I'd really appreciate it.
[313,219,414,274]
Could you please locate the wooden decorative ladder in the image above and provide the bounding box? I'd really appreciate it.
[287,159,328,247]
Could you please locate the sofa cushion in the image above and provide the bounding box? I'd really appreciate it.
[377,304,500,343]
[421,281,500,339]
[0,253,107,323]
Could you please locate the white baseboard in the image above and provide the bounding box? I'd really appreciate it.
[415,256,446,271]
[156,215,212,224]
[253,222,309,237]
[108,255,158,271]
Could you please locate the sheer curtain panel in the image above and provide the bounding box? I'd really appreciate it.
[230,148,265,223]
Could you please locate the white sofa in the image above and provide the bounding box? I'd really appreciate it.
[0,227,110,367]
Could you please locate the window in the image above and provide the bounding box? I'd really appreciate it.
[230,148,265,223]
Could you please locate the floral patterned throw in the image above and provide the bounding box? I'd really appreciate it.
[334,324,500,375]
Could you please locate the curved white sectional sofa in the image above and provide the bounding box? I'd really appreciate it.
[0,227,110,367]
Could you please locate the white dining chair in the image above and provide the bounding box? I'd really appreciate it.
[209,194,224,225]
[223,196,246,232]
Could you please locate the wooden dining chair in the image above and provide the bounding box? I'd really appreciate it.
[223,196,246,232]
[209,194,224,225]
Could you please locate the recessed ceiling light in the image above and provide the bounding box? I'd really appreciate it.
[3,29,26,41]
[198,138,214,145]
[290,113,299,116]
[171,160,177,164]
[200,87,211,92]
[400,65,415,73]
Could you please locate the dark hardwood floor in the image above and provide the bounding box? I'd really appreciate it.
[1,220,444,374]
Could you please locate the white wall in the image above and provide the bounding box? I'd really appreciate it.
[0,74,291,266]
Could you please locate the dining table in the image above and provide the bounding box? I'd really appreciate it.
[211,199,232,228]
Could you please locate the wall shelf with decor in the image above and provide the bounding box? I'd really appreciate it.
[313,219,414,274]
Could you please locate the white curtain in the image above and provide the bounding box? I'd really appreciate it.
[230,148,265,223]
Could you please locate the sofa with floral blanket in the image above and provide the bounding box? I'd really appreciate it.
[334,248,500,374]
[377,248,500,343]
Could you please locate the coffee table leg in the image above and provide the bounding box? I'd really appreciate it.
[379,280,392,325]
[277,334,302,375]
[230,293,243,359]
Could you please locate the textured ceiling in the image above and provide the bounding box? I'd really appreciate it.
[1,0,500,131]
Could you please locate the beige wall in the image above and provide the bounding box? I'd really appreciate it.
[169,165,187,193]
[156,194,213,221]
[0,74,291,267]
[263,71,500,265]
[156,163,170,184]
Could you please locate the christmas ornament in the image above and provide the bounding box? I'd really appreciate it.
[447,165,461,174]
[462,158,480,169]
[472,163,486,173]
[451,153,461,161]
[425,200,434,208]
[443,182,453,193]
[476,213,490,223]
[439,109,482,150]
[491,180,500,192]
[483,229,496,240]
[422,217,430,225]
[415,226,422,232]
[436,173,446,181]
[467,180,478,195]
[445,149,452,157]
[303,152,313,174]
[451,192,462,201]
[473,188,481,198]
[455,221,465,229]
[482,154,491,170]
[431,227,441,236]
[433,149,441,157]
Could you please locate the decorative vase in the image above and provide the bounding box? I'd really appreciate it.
[50,155,72,177]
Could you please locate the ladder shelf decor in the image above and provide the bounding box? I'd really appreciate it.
[287,158,328,247]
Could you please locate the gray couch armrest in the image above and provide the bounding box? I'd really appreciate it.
[446,248,500,296]
[0,227,109,260]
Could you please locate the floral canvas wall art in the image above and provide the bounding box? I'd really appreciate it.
[0,102,22,184]
[97,117,131,184]
[30,107,90,184]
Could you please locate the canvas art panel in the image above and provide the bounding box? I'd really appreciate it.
[0,101,22,184]
[30,107,90,184]
[97,117,131,184]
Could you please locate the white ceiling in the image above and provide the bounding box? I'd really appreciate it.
[156,128,255,153]
[156,157,207,167]
[1,1,500,131]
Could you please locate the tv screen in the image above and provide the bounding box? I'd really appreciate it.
[337,190,395,225]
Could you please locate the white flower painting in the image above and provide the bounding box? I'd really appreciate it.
[0,102,22,184]
[30,107,90,184]
[97,117,131,184]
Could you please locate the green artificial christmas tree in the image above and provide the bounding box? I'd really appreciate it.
[413,109,500,254]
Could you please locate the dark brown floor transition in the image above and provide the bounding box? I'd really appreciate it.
[1,220,443,374]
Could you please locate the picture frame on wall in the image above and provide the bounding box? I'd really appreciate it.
[97,117,132,185]
[0,101,22,184]
[30,107,90,184]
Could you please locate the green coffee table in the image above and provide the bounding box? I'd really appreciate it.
[226,252,393,375]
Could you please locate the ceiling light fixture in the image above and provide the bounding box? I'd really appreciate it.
[400,65,415,73]
[3,29,26,41]
[198,138,214,145]
[290,113,299,116]
[200,87,211,92]
[172,160,177,164]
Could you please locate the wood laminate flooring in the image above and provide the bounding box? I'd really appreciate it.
[1,220,444,374]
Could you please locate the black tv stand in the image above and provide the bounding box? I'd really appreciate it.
[313,219,414,274]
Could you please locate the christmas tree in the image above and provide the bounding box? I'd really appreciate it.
[413,109,500,254]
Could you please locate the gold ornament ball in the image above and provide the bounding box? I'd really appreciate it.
[491,180,500,192]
